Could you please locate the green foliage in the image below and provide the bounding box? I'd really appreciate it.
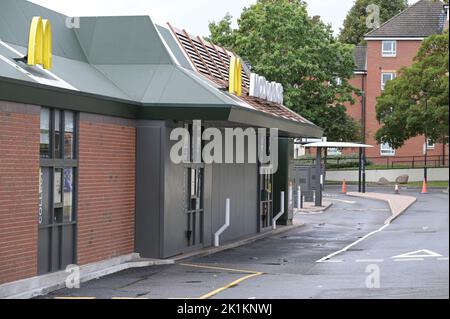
[338,0,408,45]
[376,31,449,148]
[207,0,360,142]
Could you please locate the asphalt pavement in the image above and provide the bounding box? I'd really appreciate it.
[40,186,449,299]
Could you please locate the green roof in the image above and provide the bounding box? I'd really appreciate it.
[0,0,322,138]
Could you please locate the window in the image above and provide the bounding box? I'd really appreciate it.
[38,107,77,274]
[380,142,395,156]
[426,138,435,150]
[382,40,397,57]
[327,147,342,156]
[381,72,396,90]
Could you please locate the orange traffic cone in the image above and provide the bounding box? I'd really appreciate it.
[342,179,347,194]
[395,184,400,194]
[421,180,428,194]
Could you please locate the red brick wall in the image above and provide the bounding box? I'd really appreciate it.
[346,74,364,123]
[344,40,449,162]
[0,101,39,284]
[77,114,136,265]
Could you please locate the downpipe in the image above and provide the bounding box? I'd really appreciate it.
[214,198,230,247]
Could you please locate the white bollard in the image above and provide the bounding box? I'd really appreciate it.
[272,192,285,230]
[297,186,302,210]
[214,198,230,247]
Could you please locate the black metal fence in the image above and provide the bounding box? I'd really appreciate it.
[296,155,449,170]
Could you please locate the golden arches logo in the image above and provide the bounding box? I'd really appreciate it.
[27,16,52,70]
[228,56,242,97]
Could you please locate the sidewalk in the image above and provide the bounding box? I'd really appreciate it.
[347,192,417,224]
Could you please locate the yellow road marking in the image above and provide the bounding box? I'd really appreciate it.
[180,263,263,299]
[180,263,260,274]
[199,272,262,299]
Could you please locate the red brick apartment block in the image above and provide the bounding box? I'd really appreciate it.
[77,114,136,266]
[345,0,449,163]
[0,102,39,284]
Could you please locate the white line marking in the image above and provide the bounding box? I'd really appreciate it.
[356,259,384,263]
[316,223,390,263]
[321,259,343,263]
[394,258,424,262]
[326,198,356,204]
[438,257,449,261]
[392,249,443,259]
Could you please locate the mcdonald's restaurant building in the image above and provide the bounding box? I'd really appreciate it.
[0,0,322,290]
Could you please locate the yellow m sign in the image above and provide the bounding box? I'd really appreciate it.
[228,56,242,97]
[27,16,52,70]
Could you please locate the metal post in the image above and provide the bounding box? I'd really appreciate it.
[424,94,428,183]
[358,148,363,193]
[362,148,366,193]
[315,147,322,207]
[297,185,302,210]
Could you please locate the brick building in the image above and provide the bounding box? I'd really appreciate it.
[346,0,449,164]
[0,0,322,293]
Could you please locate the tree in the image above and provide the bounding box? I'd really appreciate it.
[206,13,236,49]
[376,30,449,149]
[338,0,408,45]
[208,0,360,142]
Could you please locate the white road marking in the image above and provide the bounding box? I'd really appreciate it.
[326,198,356,204]
[392,249,443,259]
[356,259,384,263]
[321,259,343,263]
[394,258,424,262]
[437,257,449,261]
[316,224,390,263]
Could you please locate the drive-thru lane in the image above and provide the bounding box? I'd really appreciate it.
[41,187,449,299]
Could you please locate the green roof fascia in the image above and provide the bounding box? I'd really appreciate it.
[0,76,323,138]
[0,75,139,118]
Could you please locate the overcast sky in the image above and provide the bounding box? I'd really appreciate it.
[28,0,419,37]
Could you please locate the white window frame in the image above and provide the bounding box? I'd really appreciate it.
[381,72,396,91]
[382,40,397,57]
[327,147,342,156]
[426,138,435,150]
[380,142,395,156]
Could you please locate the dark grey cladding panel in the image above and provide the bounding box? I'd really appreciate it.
[0,0,88,62]
[135,121,166,258]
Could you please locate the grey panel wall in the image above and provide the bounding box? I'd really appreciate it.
[210,163,258,244]
[135,121,165,258]
[136,121,260,259]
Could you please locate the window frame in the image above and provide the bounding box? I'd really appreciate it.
[382,40,397,57]
[381,72,396,91]
[38,107,78,273]
[426,138,436,150]
[380,142,396,156]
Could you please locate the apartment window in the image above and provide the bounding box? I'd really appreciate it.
[381,72,396,90]
[382,40,397,57]
[426,138,435,150]
[380,142,395,156]
[38,107,78,274]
